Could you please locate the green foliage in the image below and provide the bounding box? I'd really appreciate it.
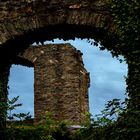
[7,96,22,111]
[0,63,11,133]
[13,112,32,121]
[110,1,140,138]
[44,111,55,129]
[102,0,140,64]
[7,96,22,121]
[5,111,73,140]
[92,98,128,127]
[111,0,140,47]
[6,96,32,128]
[7,96,32,121]
[73,98,129,140]
[5,98,140,140]
[81,112,92,127]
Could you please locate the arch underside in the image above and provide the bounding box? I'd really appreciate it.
[0,0,118,61]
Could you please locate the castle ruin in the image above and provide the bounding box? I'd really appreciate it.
[18,43,90,124]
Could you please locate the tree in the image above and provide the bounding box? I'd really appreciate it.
[92,98,128,127]
[7,96,22,121]
[7,96,32,121]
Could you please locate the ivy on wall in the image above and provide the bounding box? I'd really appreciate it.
[109,0,140,138]
[111,0,140,108]
[0,63,11,140]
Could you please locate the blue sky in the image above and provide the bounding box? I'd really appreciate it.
[8,39,128,118]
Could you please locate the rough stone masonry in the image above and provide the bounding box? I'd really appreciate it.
[18,43,90,124]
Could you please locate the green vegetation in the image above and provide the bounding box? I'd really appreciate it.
[110,1,140,139]
[7,96,32,121]
[5,97,130,140]
[5,96,72,140]
[92,98,128,126]
[6,96,32,128]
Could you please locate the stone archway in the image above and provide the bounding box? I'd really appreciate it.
[0,0,139,139]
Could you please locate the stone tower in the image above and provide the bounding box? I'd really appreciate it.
[18,43,90,124]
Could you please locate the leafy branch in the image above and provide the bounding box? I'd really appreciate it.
[92,98,128,127]
[7,96,32,122]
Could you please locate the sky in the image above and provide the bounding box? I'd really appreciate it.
[8,39,128,118]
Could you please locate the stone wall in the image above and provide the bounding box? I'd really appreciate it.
[0,0,115,46]
[18,43,90,124]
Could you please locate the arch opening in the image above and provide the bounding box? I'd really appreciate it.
[8,64,34,121]
[0,21,128,127]
[7,38,128,124]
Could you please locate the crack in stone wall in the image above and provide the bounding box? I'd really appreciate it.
[18,43,90,124]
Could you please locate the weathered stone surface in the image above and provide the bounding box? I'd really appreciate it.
[18,43,90,124]
[0,0,116,46]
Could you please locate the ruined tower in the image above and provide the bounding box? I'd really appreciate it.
[18,43,90,124]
